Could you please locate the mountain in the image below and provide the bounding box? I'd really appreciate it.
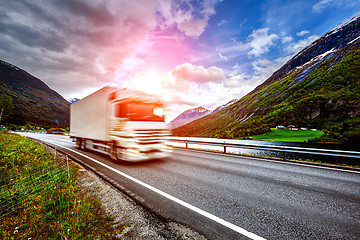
[169,99,238,129]
[173,13,360,143]
[255,12,360,92]
[212,99,238,114]
[168,107,211,129]
[0,60,70,127]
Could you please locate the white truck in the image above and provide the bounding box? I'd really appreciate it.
[70,86,172,162]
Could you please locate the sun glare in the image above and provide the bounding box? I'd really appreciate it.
[128,71,163,95]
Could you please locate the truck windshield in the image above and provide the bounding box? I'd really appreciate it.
[129,103,165,122]
[114,102,165,122]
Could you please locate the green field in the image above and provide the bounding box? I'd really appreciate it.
[251,128,323,142]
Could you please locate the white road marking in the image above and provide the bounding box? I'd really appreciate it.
[45,140,267,240]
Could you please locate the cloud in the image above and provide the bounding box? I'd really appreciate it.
[296,30,310,36]
[171,62,226,84]
[312,0,356,13]
[225,54,292,99]
[190,40,248,66]
[2,0,341,124]
[223,30,320,105]
[0,0,161,96]
[0,0,221,100]
[163,80,234,122]
[218,53,228,61]
[222,33,321,101]
[130,62,230,121]
[120,69,233,123]
[312,0,333,12]
[247,28,279,57]
[121,62,229,108]
[285,35,320,54]
[177,19,208,38]
[156,0,219,38]
[218,19,227,28]
[282,36,294,44]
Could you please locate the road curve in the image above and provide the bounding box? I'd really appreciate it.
[18,133,360,240]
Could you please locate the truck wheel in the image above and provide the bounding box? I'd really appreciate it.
[110,142,123,161]
[76,138,87,150]
[76,138,82,149]
[83,139,89,151]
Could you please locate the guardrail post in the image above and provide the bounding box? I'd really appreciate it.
[283,152,286,161]
[185,141,188,149]
[224,142,226,153]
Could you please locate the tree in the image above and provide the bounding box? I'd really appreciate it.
[0,95,13,124]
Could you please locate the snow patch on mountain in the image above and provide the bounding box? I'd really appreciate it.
[329,11,360,35]
[295,48,337,71]
[168,99,239,129]
[168,107,211,129]
[212,99,238,114]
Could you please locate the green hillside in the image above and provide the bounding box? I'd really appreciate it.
[173,40,360,144]
[0,60,70,128]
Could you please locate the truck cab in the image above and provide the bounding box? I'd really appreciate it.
[108,90,172,161]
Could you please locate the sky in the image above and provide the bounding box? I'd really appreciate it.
[1,0,360,122]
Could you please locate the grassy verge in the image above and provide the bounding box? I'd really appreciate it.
[0,131,115,239]
[251,128,323,142]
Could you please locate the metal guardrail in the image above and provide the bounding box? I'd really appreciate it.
[168,138,360,160]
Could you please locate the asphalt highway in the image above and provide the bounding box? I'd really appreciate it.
[18,133,360,240]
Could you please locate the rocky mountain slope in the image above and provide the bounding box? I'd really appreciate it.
[168,99,238,129]
[254,12,360,92]
[211,99,238,114]
[168,107,211,129]
[173,13,360,143]
[0,60,70,127]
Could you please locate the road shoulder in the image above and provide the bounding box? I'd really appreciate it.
[75,161,207,239]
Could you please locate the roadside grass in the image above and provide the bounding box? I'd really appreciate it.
[251,128,323,142]
[0,131,118,239]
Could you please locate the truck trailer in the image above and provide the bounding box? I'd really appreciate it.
[70,86,172,162]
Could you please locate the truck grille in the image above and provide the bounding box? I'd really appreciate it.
[134,129,170,145]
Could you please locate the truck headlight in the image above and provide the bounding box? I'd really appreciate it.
[126,148,140,154]
[163,145,173,152]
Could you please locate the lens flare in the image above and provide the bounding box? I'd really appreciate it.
[127,71,163,95]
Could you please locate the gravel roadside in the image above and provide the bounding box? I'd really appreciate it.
[75,162,207,239]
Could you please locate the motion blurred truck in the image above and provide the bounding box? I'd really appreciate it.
[70,86,172,162]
